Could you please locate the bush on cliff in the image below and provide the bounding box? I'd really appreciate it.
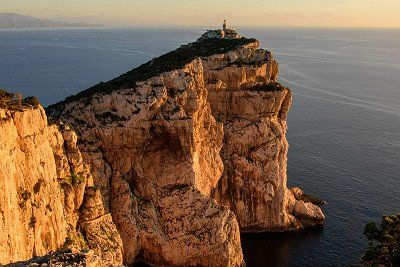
[363,213,400,265]
[23,96,40,108]
[251,82,287,92]
[0,89,14,107]
[0,88,41,110]
[71,172,85,186]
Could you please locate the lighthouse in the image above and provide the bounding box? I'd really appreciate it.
[198,20,241,41]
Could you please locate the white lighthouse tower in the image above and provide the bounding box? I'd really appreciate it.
[198,20,241,41]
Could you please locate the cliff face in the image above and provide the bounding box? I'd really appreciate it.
[1,34,324,266]
[0,107,67,263]
[202,47,324,231]
[0,102,123,266]
[46,37,324,265]
[48,58,243,267]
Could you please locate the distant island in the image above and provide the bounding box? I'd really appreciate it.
[0,13,101,29]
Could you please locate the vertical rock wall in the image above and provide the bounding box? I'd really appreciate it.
[0,105,123,266]
[55,59,244,266]
[0,107,68,263]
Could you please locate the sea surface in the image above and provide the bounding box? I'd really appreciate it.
[1,27,400,266]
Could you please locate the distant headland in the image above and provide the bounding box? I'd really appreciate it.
[0,13,101,29]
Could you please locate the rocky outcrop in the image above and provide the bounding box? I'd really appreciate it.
[1,33,324,266]
[48,56,243,266]
[0,97,123,266]
[202,47,323,231]
[45,35,325,265]
[287,187,325,227]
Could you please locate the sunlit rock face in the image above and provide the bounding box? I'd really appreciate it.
[0,106,68,264]
[0,101,123,266]
[43,36,324,266]
[48,58,243,266]
[202,45,322,232]
[1,35,324,266]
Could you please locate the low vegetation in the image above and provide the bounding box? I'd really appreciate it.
[61,226,89,251]
[95,111,127,125]
[71,172,85,186]
[363,213,400,266]
[0,88,40,110]
[23,96,40,108]
[251,82,288,92]
[59,172,85,188]
[47,37,257,112]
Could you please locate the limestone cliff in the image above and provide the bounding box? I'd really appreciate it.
[1,33,325,267]
[0,93,123,266]
[42,35,325,266]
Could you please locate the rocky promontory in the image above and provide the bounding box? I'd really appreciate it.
[1,31,324,266]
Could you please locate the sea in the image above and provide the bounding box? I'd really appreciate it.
[1,27,399,266]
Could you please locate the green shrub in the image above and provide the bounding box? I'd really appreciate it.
[71,172,85,186]
[0,89,14,108]
[61,228,89,251]
[18,189,31,209]
[95,112,126,124]
[23,96,40,108]
[0,88,14,99]
[251,82,287,92]
[0,89,41,110]
[363,213,400,265]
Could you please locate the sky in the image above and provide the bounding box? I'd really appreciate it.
[1,0,399,28]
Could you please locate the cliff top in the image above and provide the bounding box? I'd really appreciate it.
[0,89,40,111]
[197,20,241,41]
[47,36,257,112]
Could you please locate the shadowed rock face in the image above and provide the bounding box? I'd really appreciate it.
[45,37,324,266]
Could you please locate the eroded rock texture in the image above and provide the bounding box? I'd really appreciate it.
[50,57,243,266]
[0,107,67,263]
[46,38,324,266]
[1,34,325,266]
[203,47,324,231]
[0,105,123,266]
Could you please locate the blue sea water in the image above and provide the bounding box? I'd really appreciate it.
[1,27,399,266]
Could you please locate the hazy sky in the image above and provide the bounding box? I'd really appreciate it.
[1,0,399,27]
